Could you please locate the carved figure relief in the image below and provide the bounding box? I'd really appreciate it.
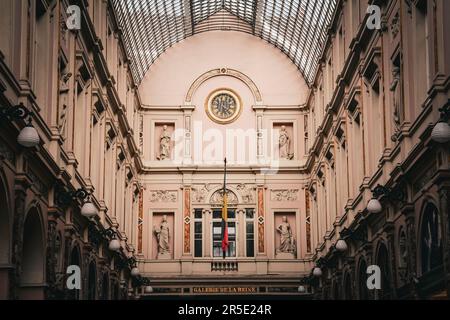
[279,125,294,160]
[150,190,177,203]
[153,215,170,258]
[59,72,72,138]
[157,125,171,160]
[390,66,402,141]
[276,216,296,255]
[271,189,299,201]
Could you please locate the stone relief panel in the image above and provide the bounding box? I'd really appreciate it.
[209,189,239,206]
[150,190,177,203]
[191,184,256,205]
[270,189,299,202]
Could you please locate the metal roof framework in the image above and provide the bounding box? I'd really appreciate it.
[112,0,337,86]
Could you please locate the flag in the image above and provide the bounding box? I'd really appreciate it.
[221,158,228,258]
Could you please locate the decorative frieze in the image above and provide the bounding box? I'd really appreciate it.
[191,183,255,205]
[270,189,299,202]
[149,190,177,203]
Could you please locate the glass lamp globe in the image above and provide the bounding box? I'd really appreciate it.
[431,121,450,143]
[367,198,383,214]
[131,267,140,277]
[145,286,153,293]
[17,125,40,148]
[109,238,121,252]
[81,201,98,218]
[313,267,322,277]
[335,239,348,252]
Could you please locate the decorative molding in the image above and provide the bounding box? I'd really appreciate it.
[192,184,255,205]
[183,188,191,254]
[270,189,299,201]
[149,190,177,203]
[257,187,265,253]
[138,189,143,253]
[0,139,15,164]
[210,189,238,206]
[185,68,262,104]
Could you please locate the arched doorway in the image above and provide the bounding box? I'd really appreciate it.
[332,280,339,300]
[376,243,391,300]
[420,203,443,275]
[357,259,369,300]
[68,246,81,300]
[0,176,11,299]
[101,273,109,300]
[19,208,45,299]
[88,261,97,300]
[344,273,353,300]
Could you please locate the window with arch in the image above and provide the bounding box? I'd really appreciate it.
[420,203,443,275]
[376,243,391,300]
[344,273,353,300]
[358,259,369,300]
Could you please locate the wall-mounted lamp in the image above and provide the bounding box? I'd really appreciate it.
[367,184,405,214]
[312,257,326,278]
[55,187,98,218]
[0,103,40,148]
[128,257,140,277]
[102,227,121,252]
[298,277,310,294]
[431,100,450,143]
[335,239,348,252]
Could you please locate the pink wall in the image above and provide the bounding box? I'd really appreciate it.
[139,31,309,106]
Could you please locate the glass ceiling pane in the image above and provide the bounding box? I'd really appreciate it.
[111,0,337,86]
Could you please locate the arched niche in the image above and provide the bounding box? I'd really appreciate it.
[0,172,11,299]
[19,207,45,300]
[375,242,391,300]
[185,68,262,105]
[207,187,241,207]
[88,261,97,300]
[419,202,443,276]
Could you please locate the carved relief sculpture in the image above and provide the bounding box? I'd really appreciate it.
[157,125,171,160]
[279,126,294,160]
[58,72,72,139]
[390,66,401,141]
[236,184,254,203]
[276,216,296,258]
[153,215,171,259]
[271,189,299,201]
[150,190,177,203]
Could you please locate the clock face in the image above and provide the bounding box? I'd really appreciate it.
[205,89,242,124]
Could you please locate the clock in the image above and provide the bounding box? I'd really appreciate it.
[205,88,242,124]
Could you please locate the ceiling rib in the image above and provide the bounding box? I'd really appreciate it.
[111,0,337,86]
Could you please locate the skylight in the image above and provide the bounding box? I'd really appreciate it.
[112,0,337,86]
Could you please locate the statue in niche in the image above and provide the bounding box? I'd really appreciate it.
[279,126,294,160]
[157,125,171,160]
[153,215,171,259]
[390,66,401,141]
[276,216,296,257]
[58,72,72,139]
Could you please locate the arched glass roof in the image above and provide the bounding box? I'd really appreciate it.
[112,0,337,86]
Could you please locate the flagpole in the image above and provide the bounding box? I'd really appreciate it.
[222,158,227,259]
